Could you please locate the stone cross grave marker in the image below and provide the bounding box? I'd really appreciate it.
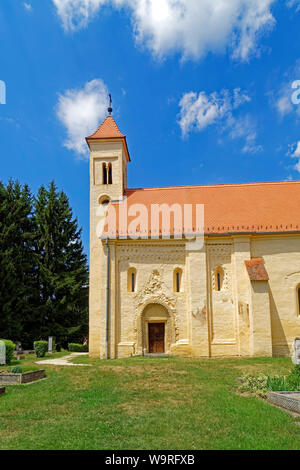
[0,341,6,365]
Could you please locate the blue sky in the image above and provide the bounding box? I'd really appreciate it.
[1,0,300,256]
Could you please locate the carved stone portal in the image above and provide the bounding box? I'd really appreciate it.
[134,270,178,354]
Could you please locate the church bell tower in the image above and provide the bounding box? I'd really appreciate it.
[86,99,131,358]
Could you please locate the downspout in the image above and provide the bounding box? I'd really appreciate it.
[105,238,110,359]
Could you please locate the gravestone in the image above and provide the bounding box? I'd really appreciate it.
[292,338,300,365]
[48,337,54,353]
[15,341,22,352]
[0,341,6,365]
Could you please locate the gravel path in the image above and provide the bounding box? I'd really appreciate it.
[35,352,90,367]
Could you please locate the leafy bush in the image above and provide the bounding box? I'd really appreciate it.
[68,343,88,352]
[34,341,48,358]
[238,374,268,398]
[266,376,288,392]
[239,366,300,398]
[11,366,22,374]
[281,365,300,390]
[0,339,16,365]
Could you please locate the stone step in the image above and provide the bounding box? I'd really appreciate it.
[143,353,169,357]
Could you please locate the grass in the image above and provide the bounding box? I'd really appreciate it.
[0,353,300,450]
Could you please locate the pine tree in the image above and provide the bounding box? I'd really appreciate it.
[35,181,88,346]
[0,181,39,347]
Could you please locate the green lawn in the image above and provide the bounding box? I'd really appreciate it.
[0,353,300,450]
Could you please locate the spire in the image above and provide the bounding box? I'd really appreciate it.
[85,98,131,161]
[108,93,113,116]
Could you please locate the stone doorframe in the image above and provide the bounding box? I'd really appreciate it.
[134,300,177,355]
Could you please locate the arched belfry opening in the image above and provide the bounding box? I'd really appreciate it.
[108,163,112,185]
[102,163,113,185]
[102,163,107,184]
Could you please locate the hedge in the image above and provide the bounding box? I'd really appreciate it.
[34,341,48,358]
[68,343,88,352]
[0,339,16,365]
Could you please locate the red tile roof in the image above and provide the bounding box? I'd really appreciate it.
[245,258,269,281]
[86,115,130,161]
[103,180,300,238]
[86,116,125,139]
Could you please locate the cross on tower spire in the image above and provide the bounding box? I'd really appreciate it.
[108,93,113,116]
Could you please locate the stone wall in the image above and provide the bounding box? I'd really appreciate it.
[252,235,300,356]
[21,369,46,384]
[0,370,45,385]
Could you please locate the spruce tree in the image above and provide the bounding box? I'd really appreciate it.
[0,181,39,347]
[34,181,88,346]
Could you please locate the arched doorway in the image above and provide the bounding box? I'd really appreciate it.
[141,303,170,354]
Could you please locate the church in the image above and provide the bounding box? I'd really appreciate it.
[87,107,300,359]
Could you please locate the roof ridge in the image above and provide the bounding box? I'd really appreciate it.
[125,180,300,192]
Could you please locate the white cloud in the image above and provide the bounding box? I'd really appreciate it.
[229,115,263,154]
[52,0,276,62]
[293,141,300,157]
[178,90,232,136]
[286,141,300,173]
[53,0,106,31]
[24,2,32,11]
[178,88,261,154]
[56,79,108,157]
[291,141,300,173]
[275,95,293,117]
[286,0,300,11]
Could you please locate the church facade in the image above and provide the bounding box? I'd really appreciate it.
[87,112,300,359]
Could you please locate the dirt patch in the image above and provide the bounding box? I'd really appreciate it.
[97,365,170,375]
[117,394,194,415]
[117,399,163,415]
[69,372,91,390]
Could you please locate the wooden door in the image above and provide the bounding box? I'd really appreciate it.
[148,323,165,353]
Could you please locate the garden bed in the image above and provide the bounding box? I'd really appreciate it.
[0,370,46,385]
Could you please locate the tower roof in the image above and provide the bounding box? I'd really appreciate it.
[86,115,130,161]
[86,115,125,139]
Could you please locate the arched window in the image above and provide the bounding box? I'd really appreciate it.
[98,195,110,206]
[128,268,136,293]
[174,268,182,293]
[108,163,112,185]
[103,163,107,185]
[215,267,224,291]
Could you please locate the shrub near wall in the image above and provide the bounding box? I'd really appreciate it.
[0,340,16,365]
[34,341,48,358]
[68,343,88,352]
